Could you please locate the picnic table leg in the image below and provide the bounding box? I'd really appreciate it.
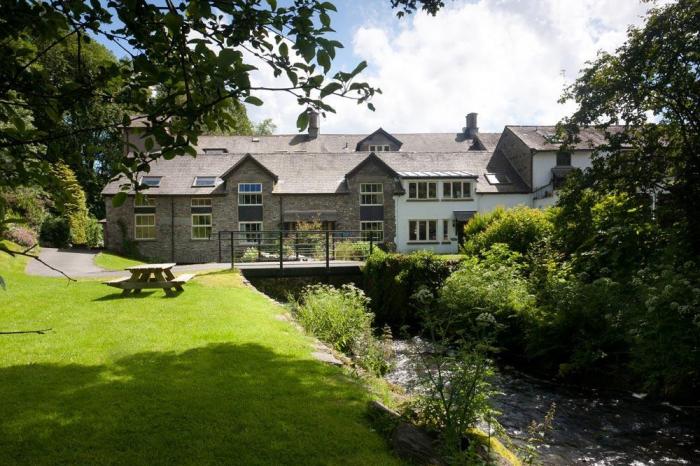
[133,271,149,294]
[154,270,175,296]
[163,269,184,292]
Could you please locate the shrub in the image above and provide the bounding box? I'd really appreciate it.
[363,250,457,329]
[50,162,90,246]
[85,216,103,248]
[240,247,259,262]
[462,206,554,256]
[334,240,370,260]
[5,225,38,247]
[0,186,51,231]
[40,216,70,247]
[438,244,536,350]
[294,284,389,374]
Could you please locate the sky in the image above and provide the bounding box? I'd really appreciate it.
[100,0,656,134]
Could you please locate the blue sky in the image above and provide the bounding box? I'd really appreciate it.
[97,0,654,134]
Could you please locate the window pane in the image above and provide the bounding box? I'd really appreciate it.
[409,183,417,198]
[419,221,426,240]
[453,182,462,198]
[428,183,436,199]
[418,182,427,199]
[443,220,449,240]
[409,221,417,241]
[443,182,451,198]
[428,221,436,241]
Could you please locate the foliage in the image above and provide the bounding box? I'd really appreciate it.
[49,162,90,246]
[0,186,51,231]
[1,0,380,206]
[253,118,277,136]
[335,240,370,260]
[39,215,70,248]
[462,206,554,257]
[294,284,389,375]
[0,256,400,464]
[4,225,37,248]
[559,0,700,255]
[363,249,456,329]
[240,247,259,263]
[438,244,536,351]
[85,216,103,248]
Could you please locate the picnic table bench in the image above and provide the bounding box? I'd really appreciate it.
[103,263,195,296]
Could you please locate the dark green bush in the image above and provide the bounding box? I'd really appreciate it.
[462,206,554,256]
[40,216,70,248]
[363,250,457,329]
[85,216,103,248]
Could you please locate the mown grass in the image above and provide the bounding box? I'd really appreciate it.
[0,241,402,466]
[93,251,144,270]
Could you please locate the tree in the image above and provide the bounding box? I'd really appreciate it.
[559,0,700,254]
[253,118,277,136]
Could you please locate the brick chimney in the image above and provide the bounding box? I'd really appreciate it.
[308,109,320,139]
[464,113,479,138]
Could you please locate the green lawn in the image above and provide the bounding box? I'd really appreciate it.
[0,242,401,465]
[94,251,144,270]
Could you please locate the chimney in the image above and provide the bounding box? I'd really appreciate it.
[308,109,320,139]
[464,113,479,138]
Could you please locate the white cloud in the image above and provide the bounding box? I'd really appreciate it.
[246,0,653,134]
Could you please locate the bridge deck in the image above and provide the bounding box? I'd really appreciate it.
[235,260,364,278]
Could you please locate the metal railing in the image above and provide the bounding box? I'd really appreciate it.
[217,230,381,269]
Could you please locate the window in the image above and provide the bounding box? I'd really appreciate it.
[443,181,472,199]
[134,214,156,240]
[360,221,384,241]
[140,176,162,187]
[360,183,383,205]
[485,173,511,185]
[443,220,449,241]
[556,152,572,166]
[409,220,437,242]
[369,144,390,152]
[238,183,262,205]
[193,176,217,187]
[408,181,437,200]
[239,222,262,243]
[134,195,155,207]
[191,214,212,240]
[191,198,212,207]
[203,148,228,154]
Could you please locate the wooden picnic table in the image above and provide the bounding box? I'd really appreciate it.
[103,263,195,296]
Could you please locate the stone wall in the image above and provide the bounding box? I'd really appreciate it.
[496,128,532,190]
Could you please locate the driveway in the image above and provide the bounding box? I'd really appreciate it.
[25,248,229,279]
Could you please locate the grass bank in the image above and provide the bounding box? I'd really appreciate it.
[93,251,144,270]
[0,242,401,465]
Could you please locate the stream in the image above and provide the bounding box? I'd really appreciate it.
[385,338,700,465]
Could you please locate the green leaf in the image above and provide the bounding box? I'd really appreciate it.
[279,41,288,58]
[245,96,264,106]
[317,50,331,74]
[219,49,239,68]
[349,60,368,78]
[144,137,154,152]
[112,191,128,207]
[320,82,342,98]
[320,12,331,28]
[164,12,182,35]
[296,111,309,131]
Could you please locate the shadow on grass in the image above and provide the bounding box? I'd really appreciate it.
[0,343,392,465]
[94,291,158,301]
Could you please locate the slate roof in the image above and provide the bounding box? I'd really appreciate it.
[102,149,529,196]
[188,132,502,154]
[506,125,625,151]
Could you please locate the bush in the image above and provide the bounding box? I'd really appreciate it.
[363,250,457,329]
[294,284,389,374]
[0,186,51,231]
[240,247,259,262]
[4,225,38,247]
[85,216,103,248]
[40,216,70,247]
[462,206,554,256]
[438,244,536,351]
[334,241,370,260]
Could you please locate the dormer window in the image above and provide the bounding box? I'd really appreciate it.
[485,173,511,185]
[203,148,228,154]
[140,176,162,187]
[193,176,217,187]
[369,144,390,152]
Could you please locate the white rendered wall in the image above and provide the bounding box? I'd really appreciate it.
[532,151,593,189]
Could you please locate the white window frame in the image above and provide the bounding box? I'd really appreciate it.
[193,176,217,187]
[191,214,212,240]
[442,181,473,199]
[239,221,263,244]
[134,213,156,240]
[360,221,384,241]
[408,219,438,242]
[359,183,384,206]
[191,197,212,207]
[408,181,438,200]
[140,176,162,187]
[368,144,390,152]
[238,183,263,206]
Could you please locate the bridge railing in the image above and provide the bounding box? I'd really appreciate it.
[217,230,382,269]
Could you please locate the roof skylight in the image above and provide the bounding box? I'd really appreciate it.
[485,173,511,185]
[193,176,217,187]
[140,176,162,187]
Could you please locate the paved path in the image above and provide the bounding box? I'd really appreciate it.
[26,248,230,279]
